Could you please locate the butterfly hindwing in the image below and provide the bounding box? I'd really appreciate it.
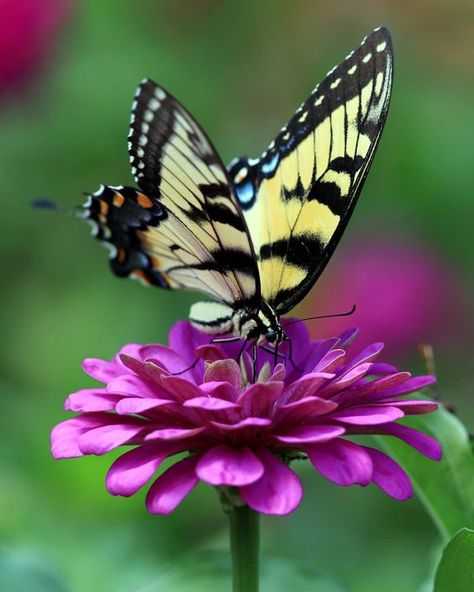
[84,80,260,310]
[229,27,393,314]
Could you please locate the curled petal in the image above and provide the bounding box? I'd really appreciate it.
[78,423,147,455]
[146,455,199,515]
[196,445,264,486]
[240,449,303,515]
[51,413,118,458]
[106,443,181,496]
[276,424,345,444]
[82,358,123,383]
[199,381,240,402]
[346,342,384,367]
[306,439,373,486]
[115,397,173,415]
[204,359,242,391]
[364,447,413,500]
[65,389,120,412]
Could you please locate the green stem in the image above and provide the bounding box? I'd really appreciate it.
[228,504,260,592]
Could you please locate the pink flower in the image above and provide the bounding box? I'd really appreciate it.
[0,0,72,97]
[51,321,441,516]
[305,237,470,358]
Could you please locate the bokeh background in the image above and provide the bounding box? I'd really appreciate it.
[1,1,473,591]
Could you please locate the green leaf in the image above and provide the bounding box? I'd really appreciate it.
[434,528,474,591]
[141,550,348,592]
[376,405,474,540]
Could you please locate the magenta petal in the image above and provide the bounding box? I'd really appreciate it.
[238,382,283,417]
[332,405,404,425]
[382,375,436,397]
[115,398,173,415]
[240,449,303,515]
[107,375,158,398]
[51,414,113,458]
[281,373,335,404]
[383,400,439,415]
[306,439,373,486]
[78,423,146,455]
[82,358,123,382]
[196,445,264,486]
[379,423,442,460]
[276,424,345,444]
[144,427,205,441]
[365,447,413,500]
[140,344,189,375]
[199,381,240,402]
[183,396,239,411]
[275,396,337,426]
[195,344,227,363]
[106,443,180,496]
[204,359,242,391]
[160,375,202,402]
[211,417,272,432]
[65,389,120,412]
[146,455,199,515]
[347,342,384,367]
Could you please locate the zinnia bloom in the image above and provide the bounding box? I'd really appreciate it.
[51,321,441,516]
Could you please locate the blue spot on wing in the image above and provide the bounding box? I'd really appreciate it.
[261,153,279,175]
[236,181,255,205]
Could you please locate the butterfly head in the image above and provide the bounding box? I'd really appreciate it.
[254,303,287,346]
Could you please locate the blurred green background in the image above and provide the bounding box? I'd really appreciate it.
[1,1,473,590]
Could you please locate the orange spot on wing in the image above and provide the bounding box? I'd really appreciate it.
[99,200,109,215]
[117,247,126,264]
[113,192,125,207]
[131,269,151,284]
[136,193,153,208]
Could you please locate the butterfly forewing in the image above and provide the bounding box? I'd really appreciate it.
[85,80,260,309]
[229,27,393,314]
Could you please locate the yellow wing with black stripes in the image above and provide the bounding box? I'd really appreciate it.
[228,27,393,314]
[83,79,259,311]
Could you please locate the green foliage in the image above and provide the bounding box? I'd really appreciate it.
[377,406,474,541]
[139,551,348,592]
[434,529,474,592]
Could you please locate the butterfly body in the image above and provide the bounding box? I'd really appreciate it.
[84,28,393,347]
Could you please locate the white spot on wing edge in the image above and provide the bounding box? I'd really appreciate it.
[330,78,341,89]
[314,95,325,106]
[376,41,387,52]
[363,52,372,63]
[154,88,166,100]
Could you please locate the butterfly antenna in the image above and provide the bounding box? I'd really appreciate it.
[287,338,302,372]
[31,197,83,217]
[172,356,200,376]
[284,304,357,327]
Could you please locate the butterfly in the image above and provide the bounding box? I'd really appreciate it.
[84,27,393,348]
